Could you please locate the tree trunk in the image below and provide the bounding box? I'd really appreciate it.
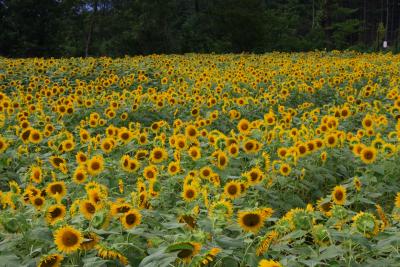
[85,0,98,57]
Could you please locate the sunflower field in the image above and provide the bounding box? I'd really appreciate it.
[1,52,400,267]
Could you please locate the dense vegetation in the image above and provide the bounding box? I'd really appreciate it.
[1,0,400,57]
[1,52,400,266]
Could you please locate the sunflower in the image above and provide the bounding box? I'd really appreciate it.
[167,161,180,175]
[227,143,239,157]
[32,195,46,210]
[238,210,265,233]
[0,136,8,153]
[188,146,201,161]
[96,243,129,265]
[395,192,400,208]
[245,166,264,186]
[80,232,100,251]
[111,202,131,216]
[46,181,67,198]
[360,146,377,164]
[100,138,114,153]
[118,128,133,143]
[30,165,43,183]
[243,139,258,154]
[79,129,91,143]
[256,231,279,256]
[49,156,67,170]
[185,125,198,139]
[331,185,346,205]
[73,167,87,184]
[87,187,105,205]
[121,209,142,229]
[143,165,158,180]
[75,151,88,164]
[200,166,213,179]
[53,225,83,253]
[168,242,201,263]
[87,155,105,176]
[150,146,168,163]
[201,247,221,265]
[182,185,198,202]
[317,198,332,216]
[46,204,66,225]
[237,119,251,134]
[29,129,42,144]
[20,128,32,143]
[224,181,241,199]
[324,133,337,148]
[279,163,291,176]
[80,200,97,220]
[258,259,282,267]
[216,151,229,169]
[352,212,379,238]
[353,177,362,191]
[61,139,75,152]
[37,254,64,267]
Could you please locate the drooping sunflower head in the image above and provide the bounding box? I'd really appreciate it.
[167,242,201,263]
[80,232,100,251]
[317,198,332,216]
[37,254,64,267]
[258,259,282,267]
[53,225,83,254]
[352,212,379,238]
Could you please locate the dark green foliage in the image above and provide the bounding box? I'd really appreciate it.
[0,0,399,57]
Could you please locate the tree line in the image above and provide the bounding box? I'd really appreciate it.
[1,0,399,57]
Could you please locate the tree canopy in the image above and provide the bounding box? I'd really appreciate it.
[1,0,399,57]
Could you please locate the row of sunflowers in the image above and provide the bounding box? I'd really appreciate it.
[1,52,400,266]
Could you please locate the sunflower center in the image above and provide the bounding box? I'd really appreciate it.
[146,170,154,179]
[250,172,258,181]
[186,189,195,198]
[41,256,58,267]
[62,232,79,247]
[118,206,130,213]
[364,150,373,160]
[52,158,63,166]
[50,207,62,218]
[227,185,238,195]
[177,248,193,259]
[154,150,162,159]
[242,213,261,227]
[91,161,100,170]
[34,197,44,206]
[121,133,129,140]
[51,184,63,194]
[335,191,343,200]
[126,213,137,225]
[245,142,254,150]
[86,203,96,214]
[76,173,84,181]
[219,156,226,166]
